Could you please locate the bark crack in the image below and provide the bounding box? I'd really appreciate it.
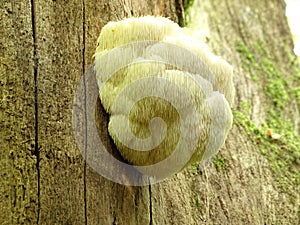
[112,215,117,225]
[149,184,153,225]
[82,1,88,225]
[30,0,40,224]
[175,0,185,26]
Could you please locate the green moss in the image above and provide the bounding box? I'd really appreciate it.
[192,191,201,207]
[291,60,300,108]
[235,41,300,200]
[190,162,200,175]
[236,42,259,80]
[292,86,300,105]
[183,0,195,11]
[264,80,289,109]
[212,155,226,172]
[179,0,195,27]
[234,108,300,199]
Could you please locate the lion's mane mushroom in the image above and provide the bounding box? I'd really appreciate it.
[94,16,234,173]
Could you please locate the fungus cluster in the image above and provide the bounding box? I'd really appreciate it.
[94,16,234,173]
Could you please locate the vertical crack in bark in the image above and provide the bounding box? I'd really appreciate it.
[149,184,153,225]
[82,1,88,224]
[112,215,117,225]
[30,0,40,224]
[175,0,185,27]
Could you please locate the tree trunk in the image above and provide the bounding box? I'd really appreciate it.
[1,0,299,224]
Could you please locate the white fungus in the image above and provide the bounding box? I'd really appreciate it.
[94,16,234,172]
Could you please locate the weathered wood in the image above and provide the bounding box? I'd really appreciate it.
[31,1,85,224]
[0,1,38,224]
[0,0,180,224]
[1,0,299,224]
[142,1,299,225]
[82,1,181,224]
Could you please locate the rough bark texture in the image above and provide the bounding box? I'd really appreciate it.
[1,0,299,225]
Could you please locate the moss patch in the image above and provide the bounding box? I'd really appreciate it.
[179,0,195,27]
[212,155,226,172]
[235,41,300,200]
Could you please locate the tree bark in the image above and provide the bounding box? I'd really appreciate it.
[1,0,299,224]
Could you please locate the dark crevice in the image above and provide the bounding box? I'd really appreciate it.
[34,64,40,223]
[112,215,117,225]
[82,1,88,225]
[175,0,185,27]
[30,0,40,224]
[149,184,153,225]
